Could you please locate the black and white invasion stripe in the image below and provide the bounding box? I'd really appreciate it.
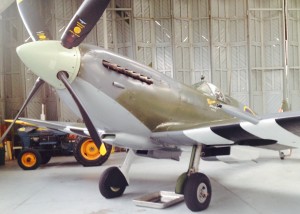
[184,118,300,148]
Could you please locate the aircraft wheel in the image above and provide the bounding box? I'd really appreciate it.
[73,137,112,166]
[99,167,128,198]
[279,151,285,160]
[184,173,212,212]
[17,149,41,170]
[40,152,52,164]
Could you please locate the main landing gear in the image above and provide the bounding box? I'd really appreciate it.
[98,146,211,212]
[176,145,212,211]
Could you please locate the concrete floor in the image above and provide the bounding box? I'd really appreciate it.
[1,146,300,214]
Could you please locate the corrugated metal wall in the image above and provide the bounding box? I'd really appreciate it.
[248,0,284,113]
[211,0,248,104]
[1,0,300,124]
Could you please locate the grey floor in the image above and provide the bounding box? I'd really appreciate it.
[1,146,300,214]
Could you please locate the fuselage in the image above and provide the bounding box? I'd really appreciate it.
[58,44,241,135]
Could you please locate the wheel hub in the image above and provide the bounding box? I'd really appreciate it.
[81,140,101,160]
[110,187,121,192]
[22,152,36,167]
[197,183,208,203]
[86,144,97,155]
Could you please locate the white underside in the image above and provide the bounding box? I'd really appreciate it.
[183,127,234,145]
[240,119,300,148]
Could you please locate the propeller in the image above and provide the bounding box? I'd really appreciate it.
[17,0,52,41]
[14,0,111,150]
[57,71,102,148]
[61,0,111,49]
[0,78,44,143]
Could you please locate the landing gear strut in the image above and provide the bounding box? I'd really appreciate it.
[176,145,212,212]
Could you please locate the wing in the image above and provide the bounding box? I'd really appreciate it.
[19,117,97,137]
[4,119,37,127]
[151,111,300,151]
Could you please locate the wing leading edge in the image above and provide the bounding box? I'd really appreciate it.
[19,117,94,137]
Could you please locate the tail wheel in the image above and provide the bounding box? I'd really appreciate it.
[17,148,41,170]
[184,173,212,212]
[99,167,128,198]
[73,137,112,166]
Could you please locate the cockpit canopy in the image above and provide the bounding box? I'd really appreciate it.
[193,81,226,102]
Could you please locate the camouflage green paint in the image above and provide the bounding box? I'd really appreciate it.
[78,44,241,132]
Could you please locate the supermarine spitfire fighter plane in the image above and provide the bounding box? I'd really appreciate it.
[3,0,300,212]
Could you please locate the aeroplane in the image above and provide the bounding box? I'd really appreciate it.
[2,0,300,212]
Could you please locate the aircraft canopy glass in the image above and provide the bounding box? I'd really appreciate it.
[194,81,226,102]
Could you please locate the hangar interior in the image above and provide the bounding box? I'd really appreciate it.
[1,0,300,214]
[1,0,300,124]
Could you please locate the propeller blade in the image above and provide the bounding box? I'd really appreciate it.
[61,0,110,49]
[57,71,102,148]
[0,77,44,143]
[16,0,52,41]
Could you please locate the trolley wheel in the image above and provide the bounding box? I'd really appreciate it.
[73,137,112,166]
[17,148,41,170]
[40,152,52,164]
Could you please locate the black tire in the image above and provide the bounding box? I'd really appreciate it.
[40,152,52,164]
[17,149,41,170]
[73,137,112,167]
[184,173,212,212]
[99,167,128,198]
[14,149,21,160]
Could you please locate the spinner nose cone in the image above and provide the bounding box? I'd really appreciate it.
[16,41,81,89]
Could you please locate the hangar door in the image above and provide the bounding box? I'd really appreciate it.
[134,0,300,115]
[248,0,300,113]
